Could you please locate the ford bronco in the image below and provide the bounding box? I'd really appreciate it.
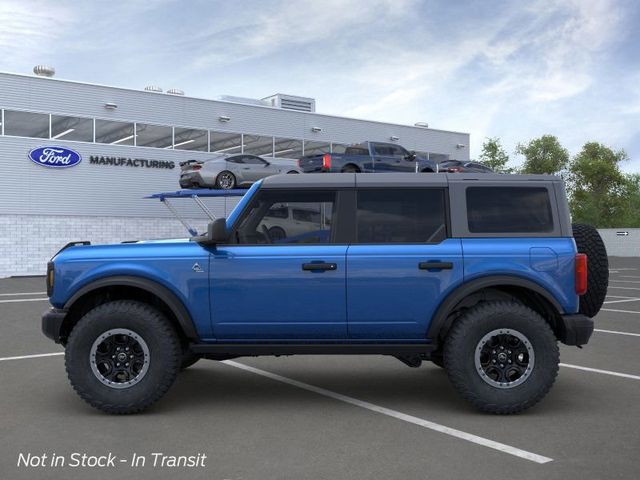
[42,173,608,414]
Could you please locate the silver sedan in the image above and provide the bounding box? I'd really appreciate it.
[179,154,301,189]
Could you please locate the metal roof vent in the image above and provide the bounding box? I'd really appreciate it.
[33,65,55,77]
[144,85,163,93]
[167,88,185,96]
[262,94,316,112]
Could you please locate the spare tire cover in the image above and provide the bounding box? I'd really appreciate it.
[572,223,609,317]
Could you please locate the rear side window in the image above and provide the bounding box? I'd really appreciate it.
[356,189,447,243]
[466,187,553,233]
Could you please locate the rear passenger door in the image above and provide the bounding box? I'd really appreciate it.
[346,188,464,339]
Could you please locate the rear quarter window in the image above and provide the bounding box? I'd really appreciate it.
[466,187,553,233]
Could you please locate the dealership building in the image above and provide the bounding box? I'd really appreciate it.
[0,68,470,278]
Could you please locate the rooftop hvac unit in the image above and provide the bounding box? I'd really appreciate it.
[262,94,316,113]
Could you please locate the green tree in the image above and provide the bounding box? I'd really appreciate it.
[568,142,630,227]
[620,174,640,228]
[516,135,569,175]
[478,137,513,173]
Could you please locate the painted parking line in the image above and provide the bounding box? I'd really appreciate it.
[222,360,553,464]
[603,298,640,304]
[607,286,640,292]
[594,328,640,338]
[0,297,49,304]
[0,291,47,296]
[601,308,640,314]
[560,363,640,381]
[0,352,63,362]
[616,275,640,279]
[610,280,640,284]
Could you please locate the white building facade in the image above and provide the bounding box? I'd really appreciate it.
[0,71,470,277]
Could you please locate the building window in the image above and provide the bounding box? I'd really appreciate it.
[3,110,49,138]
[466,187,553,233]
[243,134,274,156]
[51,115,93,142]
[135,123,173,149]
[95,119,135,145]
[273,137,303,159]
[356,189,447,243]
[210,131,243,154]
[173,127,208,151]
[304,140,331,156]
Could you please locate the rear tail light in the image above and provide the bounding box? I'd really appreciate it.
[575,253,587,295]
[297,159,301,167]
[192,164,202,170]
[322,154,331,170]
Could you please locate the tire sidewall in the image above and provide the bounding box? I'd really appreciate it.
[66,302,180,409]
[444,303,559,411]
[216,171,236,189]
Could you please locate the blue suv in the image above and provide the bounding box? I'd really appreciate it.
[42,173,608,414]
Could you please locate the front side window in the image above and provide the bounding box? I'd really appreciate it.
[466,187,553,233]
[235,190,335,244]
[356,189,447,243]
[242,155,267,165]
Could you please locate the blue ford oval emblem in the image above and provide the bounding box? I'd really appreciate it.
[28,146,82,168]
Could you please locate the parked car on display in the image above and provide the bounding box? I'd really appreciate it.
[179,154,301,189]
[298,141,438,173]
[42,172,609,415]
[438,160,494,173]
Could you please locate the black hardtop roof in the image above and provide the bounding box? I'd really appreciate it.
[260,173,562,189]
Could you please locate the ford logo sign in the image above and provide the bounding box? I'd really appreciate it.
[28,146,82,168]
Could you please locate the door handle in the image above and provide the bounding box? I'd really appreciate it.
[302,262,337,271]
[419,261,453,270]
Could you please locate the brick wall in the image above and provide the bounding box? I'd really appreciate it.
[0,215,210,278]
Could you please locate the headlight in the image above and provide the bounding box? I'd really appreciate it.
[46,262,54,297]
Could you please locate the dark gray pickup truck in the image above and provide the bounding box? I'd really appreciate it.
[298,141,438,173]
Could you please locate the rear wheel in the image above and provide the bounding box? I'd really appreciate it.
[444,301,559,414]
[572,223,608,317]
[341,165,359,173]
[65,300,181,414]
[268,226,287,242]
[215,171,236,190]
[287,170,299,174]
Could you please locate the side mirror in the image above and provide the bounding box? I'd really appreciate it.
[194,218,229,245]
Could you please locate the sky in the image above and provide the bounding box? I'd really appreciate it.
[1,0,639,171]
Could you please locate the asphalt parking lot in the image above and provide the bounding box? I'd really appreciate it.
[1,257,639,480]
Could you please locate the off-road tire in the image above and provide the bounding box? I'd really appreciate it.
[444,301,559,414]
[341,165,360,173]
[65,300,181,414]
[572,223,608,317]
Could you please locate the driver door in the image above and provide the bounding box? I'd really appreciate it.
[209,189,348,340]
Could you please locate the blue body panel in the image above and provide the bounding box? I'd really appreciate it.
[209,245,348,340]
[461,238,579,314]
[346,240,464,339]
[50,241,214,339]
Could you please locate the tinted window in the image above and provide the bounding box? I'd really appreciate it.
[4,110,49,138]
[242,155,267,165]
[136,123,172,148]
[211,131,242,154]
[51,115,93,142]
[95,119,134,145]
[226,156,244,164]
[274,137,303,158]
[466,187,553,233]
[174,127,208,151]
[356,189,447,243]
[345,147,369,156]
[244,135,274,156]
[236,191,335,244]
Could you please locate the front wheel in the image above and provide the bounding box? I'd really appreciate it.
[65,300,182,414]
[443,301,559,414]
